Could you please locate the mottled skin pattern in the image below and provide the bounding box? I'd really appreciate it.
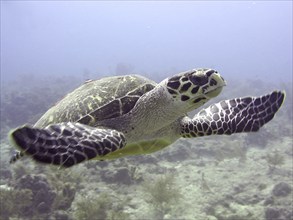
[9,68,285,167]
[11,123,126,166]
[180,91,285,137]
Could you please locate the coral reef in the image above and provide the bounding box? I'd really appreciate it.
[15,174,57,216]
[72,192,130,220]
[264,206,293,220]
[101,167,134,185]
[272,182,292,197]
[143,174,182,218]
[266,150,285,172]
[53,182,76,210]
[0,186,33,219]
[0,74,292,219]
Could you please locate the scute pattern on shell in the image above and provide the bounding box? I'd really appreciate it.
[35,75,156,128]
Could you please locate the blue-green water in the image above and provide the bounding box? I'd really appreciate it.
[0,1,292,220]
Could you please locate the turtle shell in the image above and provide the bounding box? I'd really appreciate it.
[34,75,156,128]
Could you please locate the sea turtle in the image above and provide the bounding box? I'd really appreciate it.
[9,68,285,168]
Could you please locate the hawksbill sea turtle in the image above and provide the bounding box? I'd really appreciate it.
[9,68,285,168]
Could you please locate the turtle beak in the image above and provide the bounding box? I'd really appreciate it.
[204,73,226,98]
[205,86,224,98]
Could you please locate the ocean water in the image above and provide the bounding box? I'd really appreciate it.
[0,1,292,220]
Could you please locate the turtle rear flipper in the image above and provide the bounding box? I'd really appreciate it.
[181,91,285,137]
[9,122,126,168]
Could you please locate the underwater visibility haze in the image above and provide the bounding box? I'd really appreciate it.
[0,1,292,220]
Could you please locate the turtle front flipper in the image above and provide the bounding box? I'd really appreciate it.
[9,122,126,167]
[180,91,285,137]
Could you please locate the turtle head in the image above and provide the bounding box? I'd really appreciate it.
[165,68,226,110]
